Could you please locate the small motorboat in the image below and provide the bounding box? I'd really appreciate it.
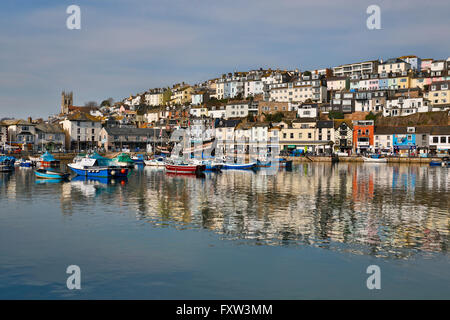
[34,168,69,180]
[144,156,166,167]
[362,154,387,163]
[221,162,257,170]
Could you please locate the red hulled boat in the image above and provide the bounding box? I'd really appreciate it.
[165,163,206,175]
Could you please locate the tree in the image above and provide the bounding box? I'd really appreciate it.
[365,111,377,121]
[328,111,344,119]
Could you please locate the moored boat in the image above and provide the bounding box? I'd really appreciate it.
[144,156,166,167]
[221,162,257,170]
[165,163,206,175]
[34,168,69,180]
[39,151,60,167]
[362,154,387,163]
[112,153,135,168]
[68,158,129,178]
[0,156,16,172]
[131,154,145,165]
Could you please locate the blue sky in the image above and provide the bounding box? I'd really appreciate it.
[1,0,449,118]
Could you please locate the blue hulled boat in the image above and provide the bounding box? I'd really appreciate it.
[68,158,129,178]
[0,156,16,172]
[221,162,257,170]
[131,154,145,165]
[34,168,69,180]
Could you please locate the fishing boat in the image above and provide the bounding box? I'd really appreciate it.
[144,156,166,167]
[68,158,129,178]
[362,154,387,163]
[39,151,60,167]
[34,168,69,180]
[221,162,257,170]
[0,156,16,172]
[112,153,135,168]
[165,163,206,175]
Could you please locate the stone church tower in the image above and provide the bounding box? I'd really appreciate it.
[61,91,73,114]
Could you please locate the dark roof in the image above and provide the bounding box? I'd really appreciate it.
[430,126,450,135]
[292,117,317,123]
[317,120,333,129]
[104,127,169,137]
[374,126,409,135]
[35,123,64,134]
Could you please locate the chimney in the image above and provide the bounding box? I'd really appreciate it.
[28,117,32,123]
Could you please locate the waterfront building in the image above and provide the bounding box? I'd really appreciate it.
[279,118,320,153]
[99,127,169,152]
[34,123,66,152]
[334,120,353,153]
[5,119,36,151]
[60,112,102,151]
[428,126,450,155]
[392,127,417,156]
[352,120,374,153]
[315,120,335,154]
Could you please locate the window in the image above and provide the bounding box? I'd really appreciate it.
[308,133,312,139]
[290,133,294,139]
[432,137,438,143]
[441,137,446,143]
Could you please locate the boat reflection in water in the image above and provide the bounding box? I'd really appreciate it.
[132,163,449,259]
[69,175,128,198]
[1,163,449,259]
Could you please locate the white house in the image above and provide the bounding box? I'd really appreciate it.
[60,113,102,151]
[225,101,249,119]
[383,97,430,117]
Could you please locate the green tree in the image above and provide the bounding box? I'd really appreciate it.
[328,111,344,119]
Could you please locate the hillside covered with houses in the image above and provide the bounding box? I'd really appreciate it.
[1,55,450,157]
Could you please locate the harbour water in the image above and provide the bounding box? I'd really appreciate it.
[0,163,449,299]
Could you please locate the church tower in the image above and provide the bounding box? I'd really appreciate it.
[61,91,73,114]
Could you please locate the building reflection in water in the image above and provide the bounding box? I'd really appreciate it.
[1,164,449,258]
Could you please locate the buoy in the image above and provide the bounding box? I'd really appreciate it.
[111,170,116,176]
[121,169,126,174]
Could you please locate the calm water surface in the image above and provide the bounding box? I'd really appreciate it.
[0,163,449,299]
